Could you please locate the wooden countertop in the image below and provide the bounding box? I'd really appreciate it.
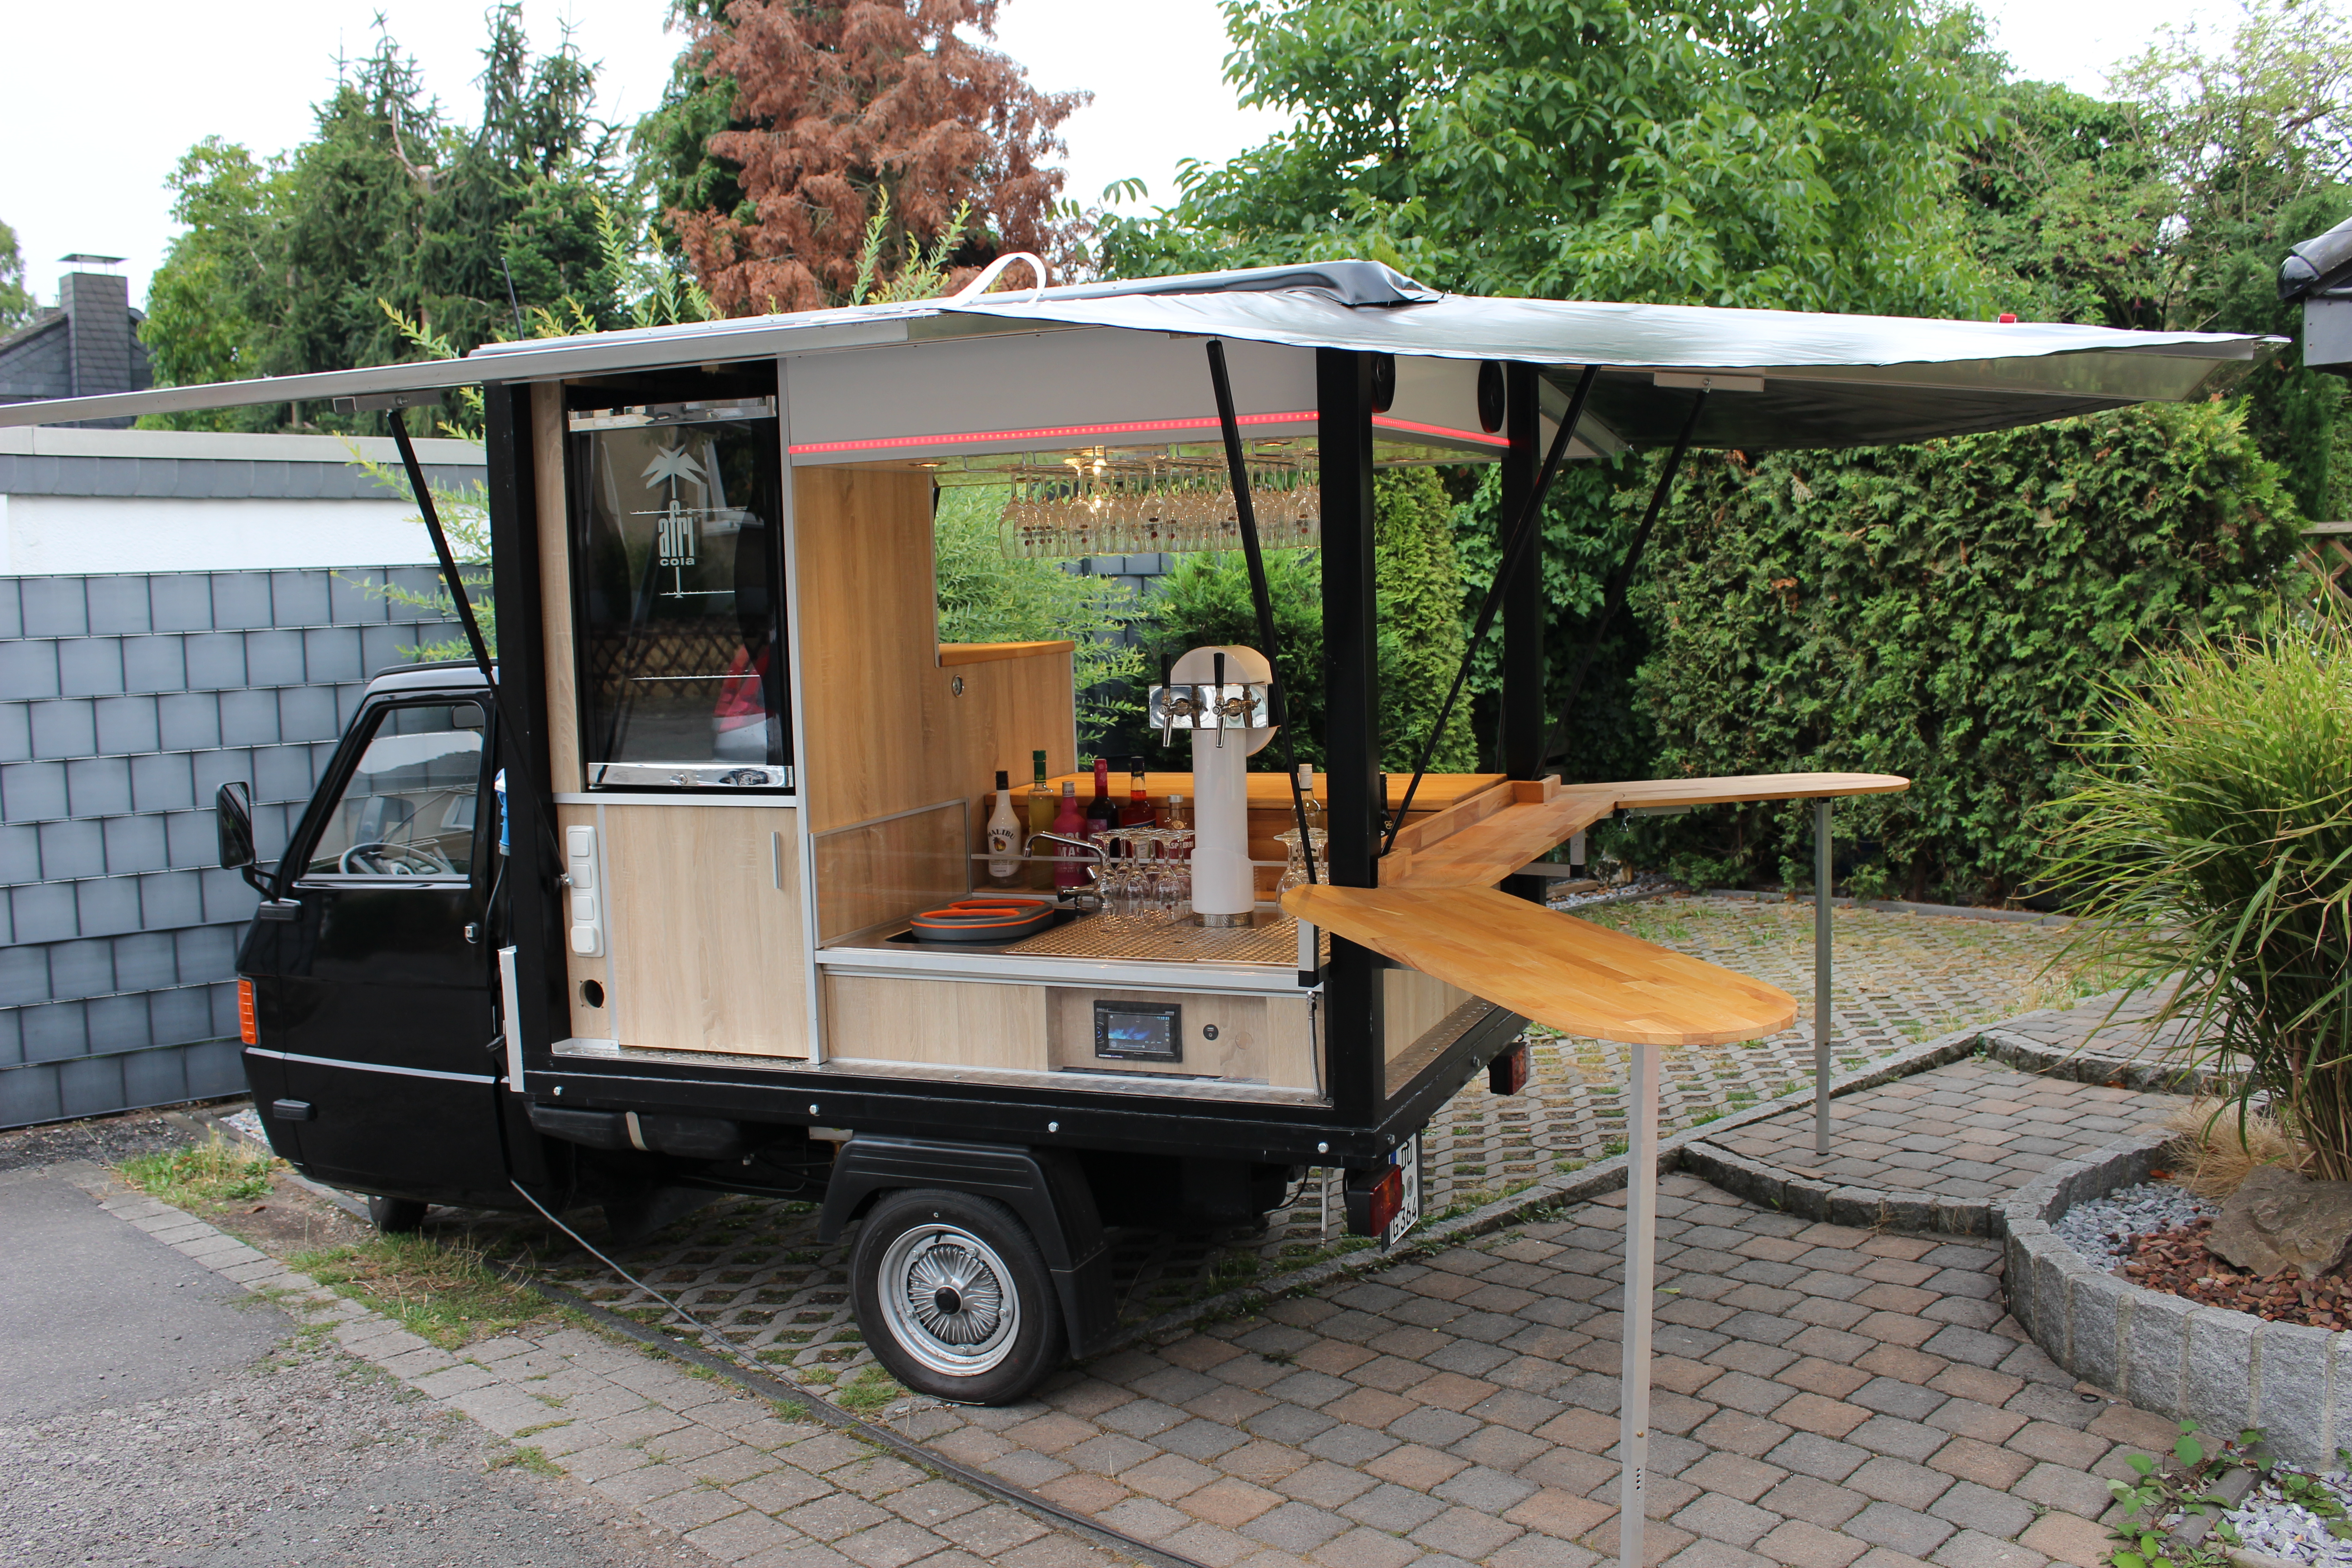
[1284,883,1798,1046]
[1386,771,1908,890]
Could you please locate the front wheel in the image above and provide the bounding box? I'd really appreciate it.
[849,1190,1064,1405]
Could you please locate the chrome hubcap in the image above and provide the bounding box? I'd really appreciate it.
[878,1222,1019,1377]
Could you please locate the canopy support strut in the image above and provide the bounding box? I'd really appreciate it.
[387,407,559,894]
[1205,340,1320,907]
[1384,365,1601,853]
[1541,390,1706,771]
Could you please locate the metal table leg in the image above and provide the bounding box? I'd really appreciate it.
[1618,1043,1660,1568]
[1815,797,1833,1157]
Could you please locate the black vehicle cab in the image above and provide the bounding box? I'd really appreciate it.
[230,663,519,1225]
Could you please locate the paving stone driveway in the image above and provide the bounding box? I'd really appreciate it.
[866,1168,2163,1568]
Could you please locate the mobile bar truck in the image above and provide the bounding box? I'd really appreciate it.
[2,261,2272,1567]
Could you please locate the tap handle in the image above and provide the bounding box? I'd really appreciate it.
[1212,652,1227,747]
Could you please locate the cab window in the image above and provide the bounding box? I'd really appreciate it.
[302,702,485,880]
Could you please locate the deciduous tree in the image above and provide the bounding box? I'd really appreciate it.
[1098,0,2001,319]
[657,0,1087,314]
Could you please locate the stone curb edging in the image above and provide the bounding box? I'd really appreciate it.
[1999,1133,2352,1469]
[1678,1138,1998,1237]
[1980,1026,2227,1098]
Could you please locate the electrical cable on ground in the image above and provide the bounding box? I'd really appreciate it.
[506,1181,1209,1568]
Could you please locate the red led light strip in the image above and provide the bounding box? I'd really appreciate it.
[1373,414,1510,448]
[789,410,1312,455]
[789,410,1510,456]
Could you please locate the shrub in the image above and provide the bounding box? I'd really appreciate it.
[1627,401,2307,899]
[2046,610,2352,1177]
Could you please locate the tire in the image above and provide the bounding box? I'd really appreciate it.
[849,1189,1065,1406]
[368,1195,427,1233]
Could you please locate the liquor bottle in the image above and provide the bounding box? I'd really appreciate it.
[986,769,1022,887]
[1027,750,1055,889]
[1162,794,1191,833]
[1295,762,1323,835]
[1085,756,1119,840]
[1122,755,1155,827]
[1051,781,1089,890]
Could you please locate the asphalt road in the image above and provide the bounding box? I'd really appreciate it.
[0,1164,715,1568]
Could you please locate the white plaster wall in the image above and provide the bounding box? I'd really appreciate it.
[0,495,442,575]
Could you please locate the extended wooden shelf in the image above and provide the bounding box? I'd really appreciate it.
[939,640,1076,666]
[1382,770,1909,889]
[1283,883,1798,1046]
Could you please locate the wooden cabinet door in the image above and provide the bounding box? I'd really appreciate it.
[598,803,809,1058]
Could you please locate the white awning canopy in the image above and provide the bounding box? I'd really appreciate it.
[0,260,2280,451]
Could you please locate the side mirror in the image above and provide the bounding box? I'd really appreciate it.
[216,781,256,869]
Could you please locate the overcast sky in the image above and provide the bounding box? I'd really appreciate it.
[0,0,2251,312]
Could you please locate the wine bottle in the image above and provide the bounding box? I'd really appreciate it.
[1296,762,1324,835]
[1027,749,1055,890]
[986,769,1021,886]
[1085,756,1119,840]
[1122,755,1155,827]
[1051,781,1088,890]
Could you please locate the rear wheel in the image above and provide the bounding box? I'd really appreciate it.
[367,1195,427,1233]
[850,1189,1063,1405]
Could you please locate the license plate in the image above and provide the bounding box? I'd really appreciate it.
[1383,1132,1423,1250]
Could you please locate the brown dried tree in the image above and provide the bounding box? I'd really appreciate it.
[669,0,1088,315]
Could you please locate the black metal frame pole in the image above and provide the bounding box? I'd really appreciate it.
[1318,348,1383,1128]
[1499,362,1548,906]
[1539,389,1708,771]
[480,387,564,1094]
[1204,340,1318,888]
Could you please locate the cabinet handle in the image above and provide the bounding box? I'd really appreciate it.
[771,832,784,891]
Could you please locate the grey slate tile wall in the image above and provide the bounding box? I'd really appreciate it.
[0,566,457,1127]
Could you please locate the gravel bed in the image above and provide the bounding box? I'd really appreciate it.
[2225,1470,2352,1564]
[2054,1179,2216,1267]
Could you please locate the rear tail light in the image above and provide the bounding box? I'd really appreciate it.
[1344,1163,1405,1238]
[236,979,258,1045]
[1489,1039,1529,1096]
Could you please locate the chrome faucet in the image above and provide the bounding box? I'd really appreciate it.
[1027,832,1108,910]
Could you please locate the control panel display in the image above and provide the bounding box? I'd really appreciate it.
[1094,1001,1182,1063]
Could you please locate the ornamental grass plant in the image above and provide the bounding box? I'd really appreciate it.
[2047,609,2352,1177]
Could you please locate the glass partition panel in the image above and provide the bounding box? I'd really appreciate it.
[570,400,792,790]
[811,801,969,944]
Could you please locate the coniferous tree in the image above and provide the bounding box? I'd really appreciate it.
[140,7,629,430]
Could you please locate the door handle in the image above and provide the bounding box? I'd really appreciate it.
[271,1099,317,1122]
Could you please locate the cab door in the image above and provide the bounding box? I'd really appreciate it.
[244,695,510,1204]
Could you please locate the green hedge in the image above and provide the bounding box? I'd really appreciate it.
[1624,401,2308,901]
